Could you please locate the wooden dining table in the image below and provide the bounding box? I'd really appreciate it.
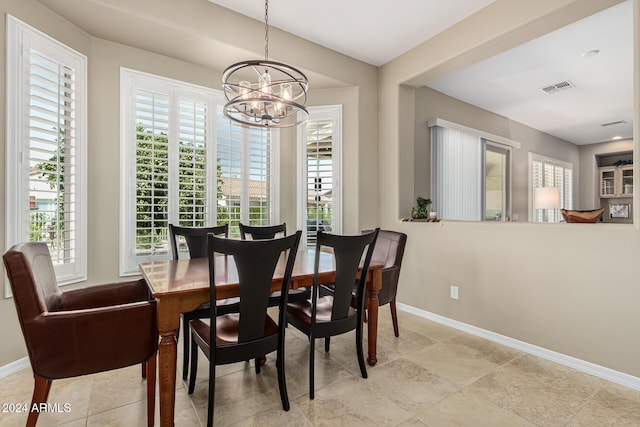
[139,248,383,427]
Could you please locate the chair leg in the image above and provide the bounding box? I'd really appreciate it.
[206,361,216,427]
[188,336,198,395]
[141,361,147,379]
[355,322,368,379]
[27,375,52,427]
[254,357,261,374]
[276,343,290,411]
[145,352,156,427]
[309,337,315,400]
[182,319,190,381]
[390,297,399,337]
[324,337,330,352]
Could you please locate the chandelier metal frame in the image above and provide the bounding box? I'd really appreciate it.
[222,0,309,128]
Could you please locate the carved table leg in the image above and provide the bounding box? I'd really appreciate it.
[158,332,177,427]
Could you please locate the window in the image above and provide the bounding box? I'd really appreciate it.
[120,69,277,275]
[430,124,513,221]
[298,106,342,247]
[485,143,511,221]
[6,16,87,286]
[529,152,573,222]
[216,113,276,236]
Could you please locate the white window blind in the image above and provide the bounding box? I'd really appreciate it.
[6,16,87,287]
[298,106,342,247]
[431,126,483,221]
[121,69,276,274]
[529,152,573,222]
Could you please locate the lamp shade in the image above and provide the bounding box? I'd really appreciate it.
[534,187,560,209]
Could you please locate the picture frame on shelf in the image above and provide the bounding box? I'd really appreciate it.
[609,203,631,219]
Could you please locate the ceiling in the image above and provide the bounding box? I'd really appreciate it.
[426,0,633,145]
[209,0,634,146]
[207,0,496,67]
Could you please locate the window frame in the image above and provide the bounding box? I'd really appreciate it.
[5,15,88,291]
[483,141,512,221]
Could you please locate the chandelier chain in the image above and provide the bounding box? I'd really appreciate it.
[264,0,269,61]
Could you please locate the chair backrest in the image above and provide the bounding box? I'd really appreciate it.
[367,230,407,305]
[208,231,301,342]
[369,230,407,269]
[169,224,228,260]
[313,229,379,321]
[239,223,286,240]
[3,243,61,322]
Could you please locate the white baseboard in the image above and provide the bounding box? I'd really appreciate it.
[0,357,29,380]
[397,303,640,391]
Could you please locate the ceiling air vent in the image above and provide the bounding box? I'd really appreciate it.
[541,80,576,94]
[600,120,627,127]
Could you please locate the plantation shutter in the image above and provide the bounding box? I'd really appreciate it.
[247,126,271,226]
[215,107,272,237]
[530,153,573,222]
[6,16,87,285]
[299,106,342,248]
[134,89,170,256]
[215,107,244,237]
[121,70,276,274]
[177,97,208,227]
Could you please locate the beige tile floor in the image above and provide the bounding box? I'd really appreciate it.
[1,308,640,426]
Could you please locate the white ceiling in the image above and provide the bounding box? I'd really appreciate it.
[207,0,496,66]
[427,0,633,145]
[209,0,634,146]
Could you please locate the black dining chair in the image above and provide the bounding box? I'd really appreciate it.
[168,223,236,381]
[239,223,308,305]
[286,228,379,399]
[239,222,286,240]
[188,231,302,427]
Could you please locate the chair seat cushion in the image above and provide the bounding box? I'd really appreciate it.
[287,295,356,324]
[190,314,278,347]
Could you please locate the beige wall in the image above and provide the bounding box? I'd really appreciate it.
[379,0,640,378]
[0,0,378,366]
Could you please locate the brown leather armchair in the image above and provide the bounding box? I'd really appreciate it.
[365,229,407,337]
[3,242,158,427]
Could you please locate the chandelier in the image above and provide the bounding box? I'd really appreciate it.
[222,0,309,128]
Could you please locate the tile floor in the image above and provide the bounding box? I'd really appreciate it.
[1,308,640,426]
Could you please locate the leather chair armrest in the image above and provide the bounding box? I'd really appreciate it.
[60,279,151,310]
[25,300,157,379]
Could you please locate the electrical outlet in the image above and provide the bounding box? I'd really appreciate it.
[450,285,459,300]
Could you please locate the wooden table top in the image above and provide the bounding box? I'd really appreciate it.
[139,248,338,299]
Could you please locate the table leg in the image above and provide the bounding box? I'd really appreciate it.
[158,331,177,427]
[366,287,379,366]
[366,266,383,366]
